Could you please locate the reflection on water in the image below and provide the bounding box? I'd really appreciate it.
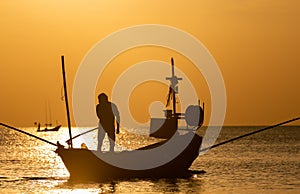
[0,126,299,193]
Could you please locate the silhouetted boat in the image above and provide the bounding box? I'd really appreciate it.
[56,132,202,181]
[55,57,204,181]
[37,125,61,132]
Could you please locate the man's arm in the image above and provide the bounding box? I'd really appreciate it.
[96,104,101,119]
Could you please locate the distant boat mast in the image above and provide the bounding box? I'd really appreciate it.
[45,100,52,127]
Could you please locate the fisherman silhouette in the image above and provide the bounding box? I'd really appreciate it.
[96,93,120,152]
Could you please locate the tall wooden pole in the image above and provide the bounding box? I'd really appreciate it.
[61,55,73,148]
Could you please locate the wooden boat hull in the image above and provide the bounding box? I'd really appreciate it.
[56,133,202,181]
[37,125,61,132]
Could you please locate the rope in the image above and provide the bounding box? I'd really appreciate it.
[200,117,300,152]
[0,122,58,147]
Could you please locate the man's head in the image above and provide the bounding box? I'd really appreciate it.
[98,93,108,104]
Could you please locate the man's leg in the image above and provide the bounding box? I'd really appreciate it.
[97,126,105,151]
[107,131,116,152]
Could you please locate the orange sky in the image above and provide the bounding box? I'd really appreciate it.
[0,0,299,127]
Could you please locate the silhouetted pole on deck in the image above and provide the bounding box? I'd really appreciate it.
[61,56,73,148]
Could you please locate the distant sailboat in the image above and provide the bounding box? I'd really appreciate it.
[36,100,61,132]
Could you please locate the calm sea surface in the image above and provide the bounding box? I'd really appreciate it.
[0,126,299,193]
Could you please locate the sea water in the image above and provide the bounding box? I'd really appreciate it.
[0,126,299,193]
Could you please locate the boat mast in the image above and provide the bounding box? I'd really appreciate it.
[171,58,176,116]
[166,58,182,118]
[61,55,73,148]
[49,101,52,127]
[45,100,48,127]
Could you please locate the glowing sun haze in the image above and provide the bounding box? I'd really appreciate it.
[0,0,299,126]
